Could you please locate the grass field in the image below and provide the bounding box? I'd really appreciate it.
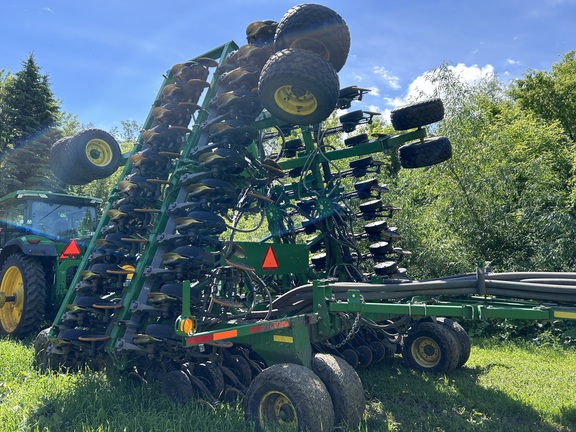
[0,337,574,432]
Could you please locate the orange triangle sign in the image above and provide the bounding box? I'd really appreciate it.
[60,240,82,259]
[262,246,279,271]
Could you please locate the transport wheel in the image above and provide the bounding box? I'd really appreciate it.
[161,370,194,403]
[312,353,365,429]
[244,363,335,431]
[402,321,460,373]
[390,98,445,131]
[398,136,452,169]
[259,48,340,125]
[437,317,471,368]
[0,254,46,337]
[51,129,121,184]
[275,3,350,71]
[49,136,77,184]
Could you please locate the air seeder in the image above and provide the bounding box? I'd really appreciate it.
[36,4,576,431]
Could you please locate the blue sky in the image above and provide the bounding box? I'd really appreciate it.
[2,0,574,130]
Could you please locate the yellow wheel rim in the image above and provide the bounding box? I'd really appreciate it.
[411,336,441,368]
[290,37,330,62]
[85,138,113,167]
[0,266,24,333]
[274,85,317,116]
[259,390,298,429]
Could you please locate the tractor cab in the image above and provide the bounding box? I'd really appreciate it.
[0,190,101,245]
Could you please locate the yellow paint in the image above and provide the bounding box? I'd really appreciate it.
[554,311,576,319]
[273,335,294,344]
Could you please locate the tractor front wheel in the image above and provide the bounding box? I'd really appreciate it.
[0,254,46,337]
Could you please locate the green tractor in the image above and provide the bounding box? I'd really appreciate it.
[0,190,103,337]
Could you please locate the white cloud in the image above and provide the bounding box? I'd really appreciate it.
[390,63,495,109]
[345,63,496,124]
[506,58,520,65]
[449,63,495,85]
[367,86,380,97]
[373,66,401,89]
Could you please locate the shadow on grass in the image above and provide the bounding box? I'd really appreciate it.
[26,367,253,432]
[357,356,572,432]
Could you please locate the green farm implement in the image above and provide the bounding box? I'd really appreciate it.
[35,4,576,430]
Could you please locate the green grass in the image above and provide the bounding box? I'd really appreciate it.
[0,338,574,432]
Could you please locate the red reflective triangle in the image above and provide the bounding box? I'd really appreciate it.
[262,246,279,270]
[60,240,81,259]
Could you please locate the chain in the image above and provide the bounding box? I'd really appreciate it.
[321,312,361,349]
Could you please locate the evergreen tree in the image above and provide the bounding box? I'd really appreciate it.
[0,54,61,195]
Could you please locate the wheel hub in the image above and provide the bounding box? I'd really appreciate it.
[412,336,440,367]
[86,138,113,166]
[274,85,317,116]
[0,266,24,333]
[260,390,297,427]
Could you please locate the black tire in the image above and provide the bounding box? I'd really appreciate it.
[402,321,461,373]
[398,136,452,169]
[312,353,365,429]
[390,98,445,131]
[437,317,471,368]
[244,363,335,431]
[0,254,46,337]
[161,370,195,403]
[34,328,72,372]
[49,137,77,184]
[275,4,350,71]
[33,328,56,372]
[259,48,340,125]
[51,129,121,185]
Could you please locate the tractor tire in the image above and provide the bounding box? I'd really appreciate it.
[402,321,461,373]
[312,353,365,429]
[51,129,121,185]
[398,136,452,169]
[0,254,46,337]
[437,317,471,369]
[259,48,340,125]
[390,98,445,131]
[275,3,350,72]
[244,363,335,431]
